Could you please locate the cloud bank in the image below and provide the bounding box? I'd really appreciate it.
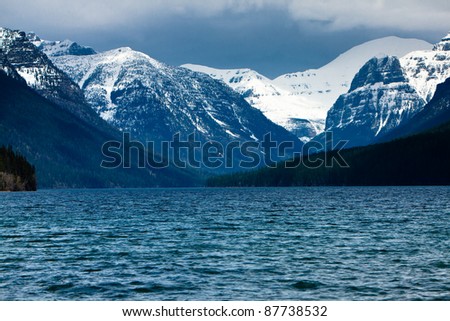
[2,0,449,31]
[1,1,448,77]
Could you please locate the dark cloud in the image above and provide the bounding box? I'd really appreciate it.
[1,1,447,77]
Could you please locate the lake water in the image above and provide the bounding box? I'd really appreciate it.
[0,187,449,300]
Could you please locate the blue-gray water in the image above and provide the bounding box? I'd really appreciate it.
[0,187,449,300]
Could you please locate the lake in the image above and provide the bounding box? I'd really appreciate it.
[0,187,449,300]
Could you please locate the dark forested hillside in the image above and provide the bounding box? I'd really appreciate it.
[207,120,450,187]
[0,145,36,191]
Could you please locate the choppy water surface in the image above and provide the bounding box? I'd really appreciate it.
[0,187,449,300]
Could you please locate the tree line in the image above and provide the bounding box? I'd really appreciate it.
[207,121,450,187]
[0,145,37,191]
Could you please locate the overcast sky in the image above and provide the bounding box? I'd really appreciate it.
[2,0,449,77]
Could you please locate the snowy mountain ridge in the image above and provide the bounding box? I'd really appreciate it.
[320,33,450,148]
[321,56,426,148]
[7,25,448,153]
[183,36,432,142]
[51,47,166,122]
[50,45,302,166]
[27,32,96,57]
[182,64,321,142]
[400,34,450,102]
[0,27,105,126]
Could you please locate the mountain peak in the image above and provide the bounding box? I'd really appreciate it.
[113,46,133,52]
[0,27,106,126]
[49,45,303,167]
[95,47,166,71]
[26,31,40,43]
[349,56,406,91]
[323,54,425,147]
[0,28,26,49]
[433,32,450,51]
[184,37,431,142]
[0,27,18,36]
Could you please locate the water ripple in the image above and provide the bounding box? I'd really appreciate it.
[0,186,449,300]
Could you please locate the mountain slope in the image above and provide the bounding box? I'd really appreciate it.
[182,64,321,142]
[377,77,450,142]
[50,47,302,167]
[0,27,197,188]
[184,37,431,141]
[401,33,450,102]
[0,28,105,128]
[317,33,450,148]
[274,36,431,105]
[0,71,196,188]
[320,56,425,147]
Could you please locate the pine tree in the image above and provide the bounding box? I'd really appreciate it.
[0,145,37,191]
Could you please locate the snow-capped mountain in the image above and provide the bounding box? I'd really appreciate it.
[184,37,431,142]
[27,32,96,57]
[322,56,425,147]
[274,37,431,106]
[400,33,450,102]
[49,47,302,164]
[0,47,23,81]
[1,27,202,187]
[319,33,450,148]
[377,77,450,143]
[0,27,103,126]
[182,64,321,142]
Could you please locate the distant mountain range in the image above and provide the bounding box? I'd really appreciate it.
[187,33,450,149]
[0,28,198,188]
[1,26,449,188]
[49,46,301,162]
[184,37,432,142]
[322,33,450,147]
[0,69,199,188]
